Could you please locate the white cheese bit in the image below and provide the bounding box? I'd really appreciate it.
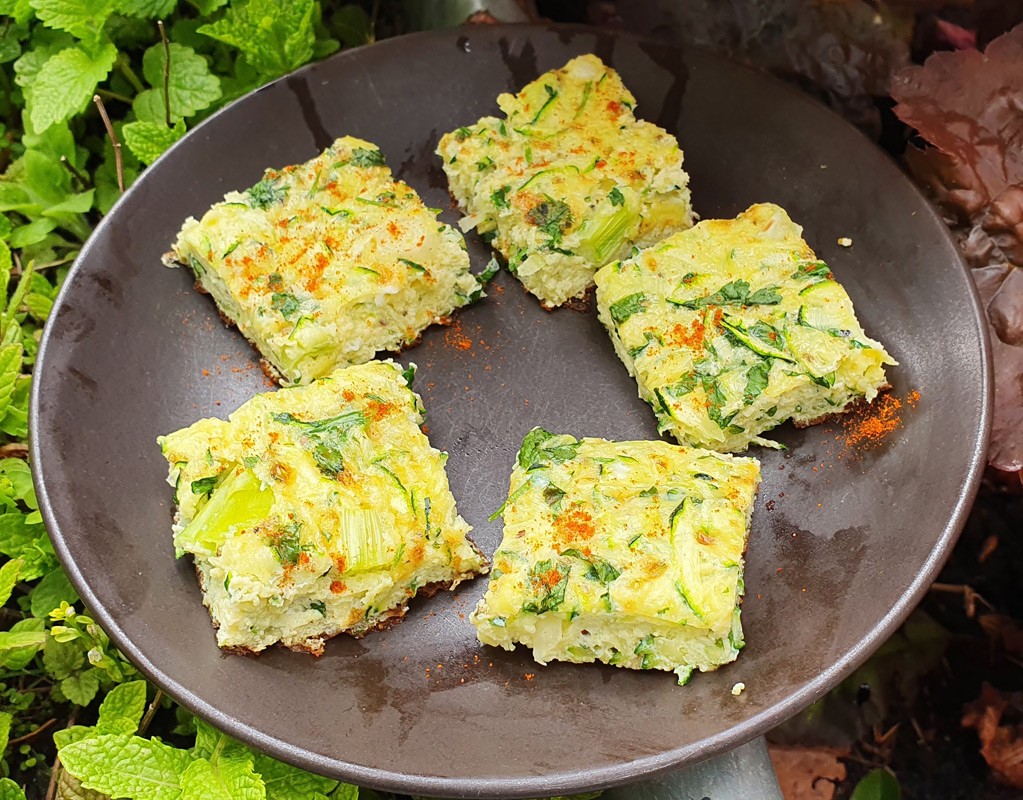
[731,682,746,696]
[837,237,853,247]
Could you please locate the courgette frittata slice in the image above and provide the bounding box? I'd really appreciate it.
[594,203,896,452]
[437,54,694,308]
[170,137,486,385]
[158,360,486,654]
[472,429,760,684]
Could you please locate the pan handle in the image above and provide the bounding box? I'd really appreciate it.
[601,737,783,800]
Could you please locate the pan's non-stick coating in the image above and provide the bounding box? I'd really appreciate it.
[31,25,989,797]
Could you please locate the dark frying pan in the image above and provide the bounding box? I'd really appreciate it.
[30,24,990,797]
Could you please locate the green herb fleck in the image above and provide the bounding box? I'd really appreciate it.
[608,187,624,206]
[246,179,286,209]
[349,147,385,167]
[271,292,300,319]
[609,292,647,323]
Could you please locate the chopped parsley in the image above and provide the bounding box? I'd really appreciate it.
[525,197,573,246]
[791,260,833,281]
[517,428,581,471]
[609,292,648,323]
[246,179,287,209]
[680,279,783,310]
[608,187,624,206]
[349,147,386,168]
[190,476,218,498]
[560,548,620,585]
[523,559,570,614]
[491,185,511,209]
[271,292,300,319]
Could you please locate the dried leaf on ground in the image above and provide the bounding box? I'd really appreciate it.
[979,614,1023,661]
[891,25,1023,484]
[963,683,1023,787]
[769,745,848,800]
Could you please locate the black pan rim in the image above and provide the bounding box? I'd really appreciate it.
[30,22,993,797]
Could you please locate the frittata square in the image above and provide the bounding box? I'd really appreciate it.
[158,360,486,654]
[471,429,760,684]
[595,203,896,452]
[170,136,486,384]
[438,54,694,308]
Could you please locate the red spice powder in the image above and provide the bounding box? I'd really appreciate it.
[444,319,473,351]
[552,507,596,545]
[843,392,906,449]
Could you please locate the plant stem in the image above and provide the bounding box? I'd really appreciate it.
[93,95,124,195]
[8,717,57,747]
[116,53,146,94]
[158,20,172,128]
[95,87,134,105]
[59,156,90,191]
[138,688,164,736]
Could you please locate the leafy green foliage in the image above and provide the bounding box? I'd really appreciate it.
[680,279,783,310]
[0,4,377,793]
[850,768,901,800]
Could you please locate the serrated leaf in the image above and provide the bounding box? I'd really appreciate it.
[0,628,47,651]
[55,769,109,800]
[53,725,95,751]
[60,734,191,800]
[25,43,117,133]
[197,0,316,80]
[122,120,186,165]
[0,344,24,423]
[0,618,43,670]
[0,711,11,754]
[30,565,78,617]
[180,754,266,800]
[115,0,176,19]
[0,557,22,605]
[61,670,100,706]
[0,0,33,25]
[139,42,221,121]
[97,680,147,735]
[28,0,115,45]
[331,785,358,800]
[23,292,54,321]
[0,778,27,800]
[43,636,85,681]
[253,752,338,799]
[193,719,248,761]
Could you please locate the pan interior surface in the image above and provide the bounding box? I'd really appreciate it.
[30,24,989,797]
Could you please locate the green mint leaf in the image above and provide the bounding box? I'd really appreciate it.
[0,557,22,605]
[24,291,54,321]
[60,733,192,800]
[141,42,223,120]
[180,754,266,800]
[53,725,95,751]
[123,120,187,165]
[348,147,385,168]
[28,0,115,44]
[97,680,147,735]
[0,630,45,654]
[609,292,647,323]
[115,0,177,19]
[55,770,108,800]
[330,785,358,800]
[0,777,26,800]
[0,710,11,755]
[0,619,44,670]
[191,0,227,12]
[608,187,624,206]
[60,670,100,706]
[253,752,339,800]
[193,719,249,761]
[0,513,57,580]
[43,634,85,681]
[29,565,79,617]
[26,43,117,133]
[197,0,316,80]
